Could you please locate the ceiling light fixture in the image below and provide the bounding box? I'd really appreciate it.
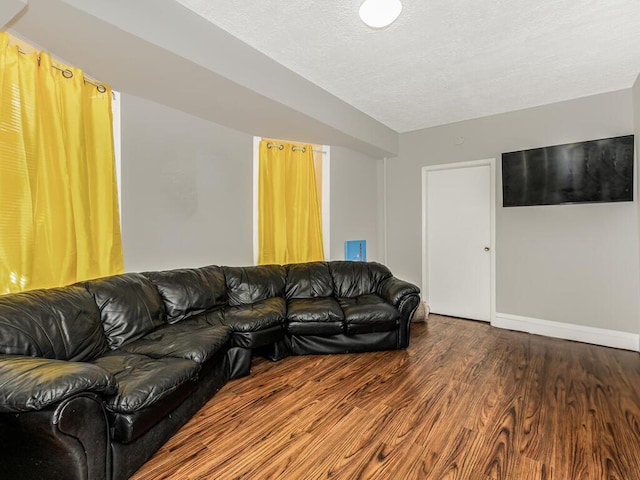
[359,0,402,29]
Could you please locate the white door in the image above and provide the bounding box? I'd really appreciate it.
[424,161,493,321]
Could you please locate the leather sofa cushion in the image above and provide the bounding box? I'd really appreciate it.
[338,294,400,334]
[120,324,231,364]
[287,297,344,323]
[287,321,344,336]
[107,352,228,444]
[83,273,166,349]
[144,266,227,323]
[222,297,285,332]
[286,297,345,335]
[223,265,286,306]
[285,262,334,299]
[0,286,108,361]
[109,375,198,444]
[199,308,226,327]
[378,277,421,307]
[329,261,393,298]
[0,355,116,413]
[92,352,199,413]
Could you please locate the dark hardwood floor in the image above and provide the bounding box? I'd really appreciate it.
[131,315,640,479]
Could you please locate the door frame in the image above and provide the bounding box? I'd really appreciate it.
[421,158,496,322]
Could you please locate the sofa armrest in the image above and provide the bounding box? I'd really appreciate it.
[378,277,421,349]
[0,355,116,413]
[0,392,112,480]
[378,277,420,308]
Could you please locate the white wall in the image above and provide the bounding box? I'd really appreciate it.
[121,95,384,272]
[0,0,26,29]
[330,147,383,262]
[387,90,640,334]
[120,94,254,271]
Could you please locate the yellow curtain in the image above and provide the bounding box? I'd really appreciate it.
[258,139,324,265]
[0,32,124,294]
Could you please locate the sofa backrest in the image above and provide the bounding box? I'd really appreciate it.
[223,265,286,306]
[0,286,109,361]
[329,261,393,298]
[82,273,166,349]
[285,262,334,299]
[144,266,227,323]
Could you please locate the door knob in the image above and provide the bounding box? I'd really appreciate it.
[484,247,490,252]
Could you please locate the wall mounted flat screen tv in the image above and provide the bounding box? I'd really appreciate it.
[502,135,634,207]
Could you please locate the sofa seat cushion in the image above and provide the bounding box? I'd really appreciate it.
[109,378,199,444]
[338,294,400,334]
[286,297,344,335]
[91,352,200,413]
[119,324,232,364]
[222,298,285,332]
[197,308,226,327]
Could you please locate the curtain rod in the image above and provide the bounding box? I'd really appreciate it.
[16,48,108,93]
[266,142,326,155]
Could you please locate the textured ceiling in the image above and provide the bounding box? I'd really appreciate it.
[175,0,640,133]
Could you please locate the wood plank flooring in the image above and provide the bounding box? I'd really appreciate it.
[130,315,640,479]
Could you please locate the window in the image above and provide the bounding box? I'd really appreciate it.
[253,136,330,264]
[0,32,123,293]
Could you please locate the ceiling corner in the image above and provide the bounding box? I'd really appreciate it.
[0,0,27,30]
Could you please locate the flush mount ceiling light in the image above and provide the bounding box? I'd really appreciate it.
[359,0,402,28]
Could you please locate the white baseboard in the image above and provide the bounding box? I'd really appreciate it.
[493,312,640,351]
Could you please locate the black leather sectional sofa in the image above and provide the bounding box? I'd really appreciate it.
[0,261,420,480]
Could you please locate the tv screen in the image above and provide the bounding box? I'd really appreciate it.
[502,135,634,207]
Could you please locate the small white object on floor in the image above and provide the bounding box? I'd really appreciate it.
[411,301,429,322]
